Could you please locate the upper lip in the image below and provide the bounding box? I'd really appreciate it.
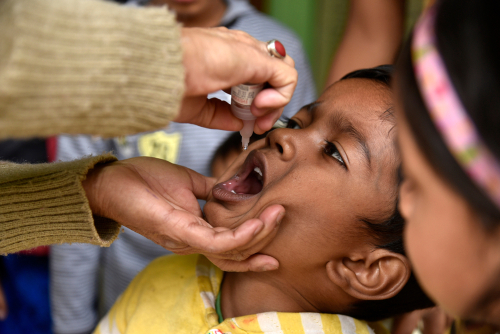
[237,150,266,185]
[211,150,267,202]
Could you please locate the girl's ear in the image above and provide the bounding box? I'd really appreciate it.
[326,249,410,300]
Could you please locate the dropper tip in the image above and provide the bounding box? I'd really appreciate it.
[241,137,250,151]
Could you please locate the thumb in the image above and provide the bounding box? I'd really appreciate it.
[256,204,285,232]
[206,205,285,273]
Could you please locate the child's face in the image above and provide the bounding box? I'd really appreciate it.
[205,79,398,270]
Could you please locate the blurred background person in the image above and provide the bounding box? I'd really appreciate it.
[49,1,315,333]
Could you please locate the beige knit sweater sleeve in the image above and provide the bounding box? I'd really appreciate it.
[0,0,186,253]
[0,0,184,139]
[0,154,120,254]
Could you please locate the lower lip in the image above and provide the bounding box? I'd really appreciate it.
[211,183,259,203]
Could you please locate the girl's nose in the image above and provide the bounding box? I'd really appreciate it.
[266,128,296,161]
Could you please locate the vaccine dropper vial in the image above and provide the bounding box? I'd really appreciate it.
[230,83,264,150]
[230,39,286,150]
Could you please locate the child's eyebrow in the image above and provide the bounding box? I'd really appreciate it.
[340,117,371,169]
[331,113,371,169]
[307,101,371,169]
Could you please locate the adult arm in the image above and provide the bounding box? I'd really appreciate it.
[1,155,284,271]
[0,0,297,138]
[0,154,120,254]
[326,0,404,86]
[0,0,183,138]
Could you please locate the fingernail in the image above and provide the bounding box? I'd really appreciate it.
[259,263,279,272]
[276,211,285,225]
[253,223,264,236]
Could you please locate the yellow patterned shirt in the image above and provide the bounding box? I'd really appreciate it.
[94,254,389,334]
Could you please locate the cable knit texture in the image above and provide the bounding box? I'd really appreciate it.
[0,0,184,138]
[0,154,120,254]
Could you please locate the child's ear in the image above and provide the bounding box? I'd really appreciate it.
[326,249,410,300]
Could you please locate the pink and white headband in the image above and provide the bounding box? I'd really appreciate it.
[412,7,500,207]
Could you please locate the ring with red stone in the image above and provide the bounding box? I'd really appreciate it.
[266,39,286,59]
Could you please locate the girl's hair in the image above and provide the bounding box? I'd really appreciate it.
[339,66,435,321]
[397,0,500,229]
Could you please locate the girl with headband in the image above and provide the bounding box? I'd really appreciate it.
[396,0,500,326]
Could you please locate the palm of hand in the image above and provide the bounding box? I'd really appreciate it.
[84,157,284,272]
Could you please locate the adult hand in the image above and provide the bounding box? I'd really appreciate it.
[175,27,298,134]
[392,307,453,334]
[82,157,285,272]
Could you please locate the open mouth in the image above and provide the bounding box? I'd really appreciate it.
[212,150,265,202]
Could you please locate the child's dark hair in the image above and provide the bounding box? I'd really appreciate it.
[339,66,435,321]
[396,0,500,230]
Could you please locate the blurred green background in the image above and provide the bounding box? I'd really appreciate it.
[254,0,425,92]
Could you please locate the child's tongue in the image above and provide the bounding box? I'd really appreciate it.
[222,167,263,195]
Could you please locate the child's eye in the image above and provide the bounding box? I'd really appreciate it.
[324,141,346,167]
[286,119,301,130]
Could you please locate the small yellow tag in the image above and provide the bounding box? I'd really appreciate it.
[138,131,182,163]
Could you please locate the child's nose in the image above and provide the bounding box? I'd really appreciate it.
[266,128,296,161]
